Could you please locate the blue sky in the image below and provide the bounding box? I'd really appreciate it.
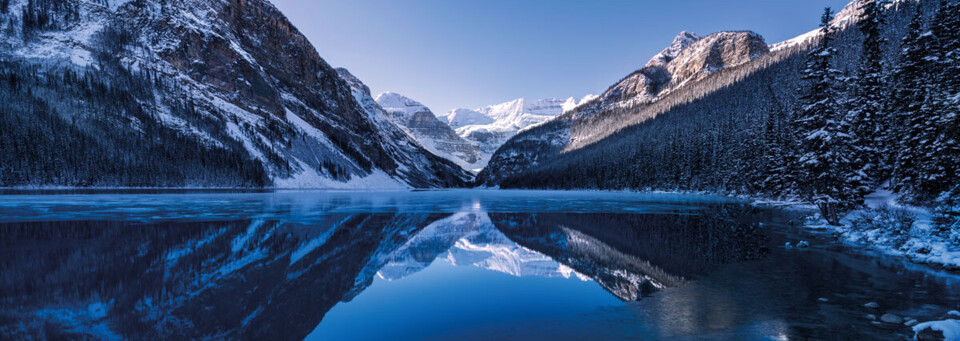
[272,0,852,114]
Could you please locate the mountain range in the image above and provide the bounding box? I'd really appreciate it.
[1,0,952,199]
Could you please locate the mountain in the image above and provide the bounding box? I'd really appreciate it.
[372,92,484,171]
[0,0,470,188]
[478,30,771,185]
[478,0,944,194]
[439,96,596,170]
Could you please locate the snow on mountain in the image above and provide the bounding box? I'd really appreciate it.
[373,92,485,172]
[645,31,703,69]
[769,0,903,52]
[444,108,496,128]
[0,0,471,189]
[438,96,595,170]
[479,30,771,185]
[375,92,431,121]
[573,30,769,117]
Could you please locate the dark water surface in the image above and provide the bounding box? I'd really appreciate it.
[0,190,957,340]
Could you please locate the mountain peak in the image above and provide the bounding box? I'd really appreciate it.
[335,68,371,97]
[667,30,768,84]
[375,92,436,125]
[646,31,703,68]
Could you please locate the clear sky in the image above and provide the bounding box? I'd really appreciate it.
[271,0,852,114]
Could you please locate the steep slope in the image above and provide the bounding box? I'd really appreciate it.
[372,92,484,171]
[0,0,470,188]
[478,30,777,186]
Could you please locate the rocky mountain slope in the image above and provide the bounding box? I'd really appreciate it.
[373,92,484,171]
[0,0,470,188]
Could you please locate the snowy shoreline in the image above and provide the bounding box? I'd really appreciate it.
[794,190,960,272]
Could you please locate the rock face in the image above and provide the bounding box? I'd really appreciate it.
[0,0,470,188]
[478,31,770,186]
[374,92,484,171]
[576,31,769,117]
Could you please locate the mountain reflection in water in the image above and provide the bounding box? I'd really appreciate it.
[1,191,957,340]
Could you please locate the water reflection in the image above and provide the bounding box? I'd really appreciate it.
[0,193,957,340]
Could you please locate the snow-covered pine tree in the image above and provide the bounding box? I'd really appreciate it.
[932,187,960,241]
[926,0,960,196]
[847,0,889,185]
[791,8,865,225]
[761,89,793,197]
[892,5,939,200]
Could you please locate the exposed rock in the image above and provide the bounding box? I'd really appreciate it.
[881,313,904,324]
[667,31,769,87]
[375,92,484,171]
[865,302,881,309]
[915,328,946,341]
[578,31,768,116]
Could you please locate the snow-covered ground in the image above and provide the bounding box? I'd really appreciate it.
[798,189,960,271]
[914,318,960,341]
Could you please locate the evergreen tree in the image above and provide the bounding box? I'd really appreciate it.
[791,8,864,225]
[926,0,960,195]
[892,5,939,200]
[761,90,793,196]
[847,0,889,185]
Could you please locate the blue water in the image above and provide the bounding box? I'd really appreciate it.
[1,190,957,340]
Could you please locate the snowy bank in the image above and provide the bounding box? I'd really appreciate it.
[802,190,960,270]
[914,319,960,341]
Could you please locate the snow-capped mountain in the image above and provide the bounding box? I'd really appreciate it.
[371,92,485,171]
[438,96,595,170]
[0,0,470,188]
[478,30,771,185]
[573,31,769,118]
[478,0,942,193]
[769,0,900,52]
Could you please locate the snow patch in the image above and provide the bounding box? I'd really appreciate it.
[914,319,960,341]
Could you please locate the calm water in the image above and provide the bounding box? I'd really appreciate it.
[1,190,958,340]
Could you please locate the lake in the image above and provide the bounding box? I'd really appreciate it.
[1,190,957,340]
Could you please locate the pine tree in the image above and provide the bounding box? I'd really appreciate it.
[932,187,960,241]
[761,89,793,196]
[847,0,889,185]
[926,0,960,196]
[892,5,939,200]
[791,8,865,225]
